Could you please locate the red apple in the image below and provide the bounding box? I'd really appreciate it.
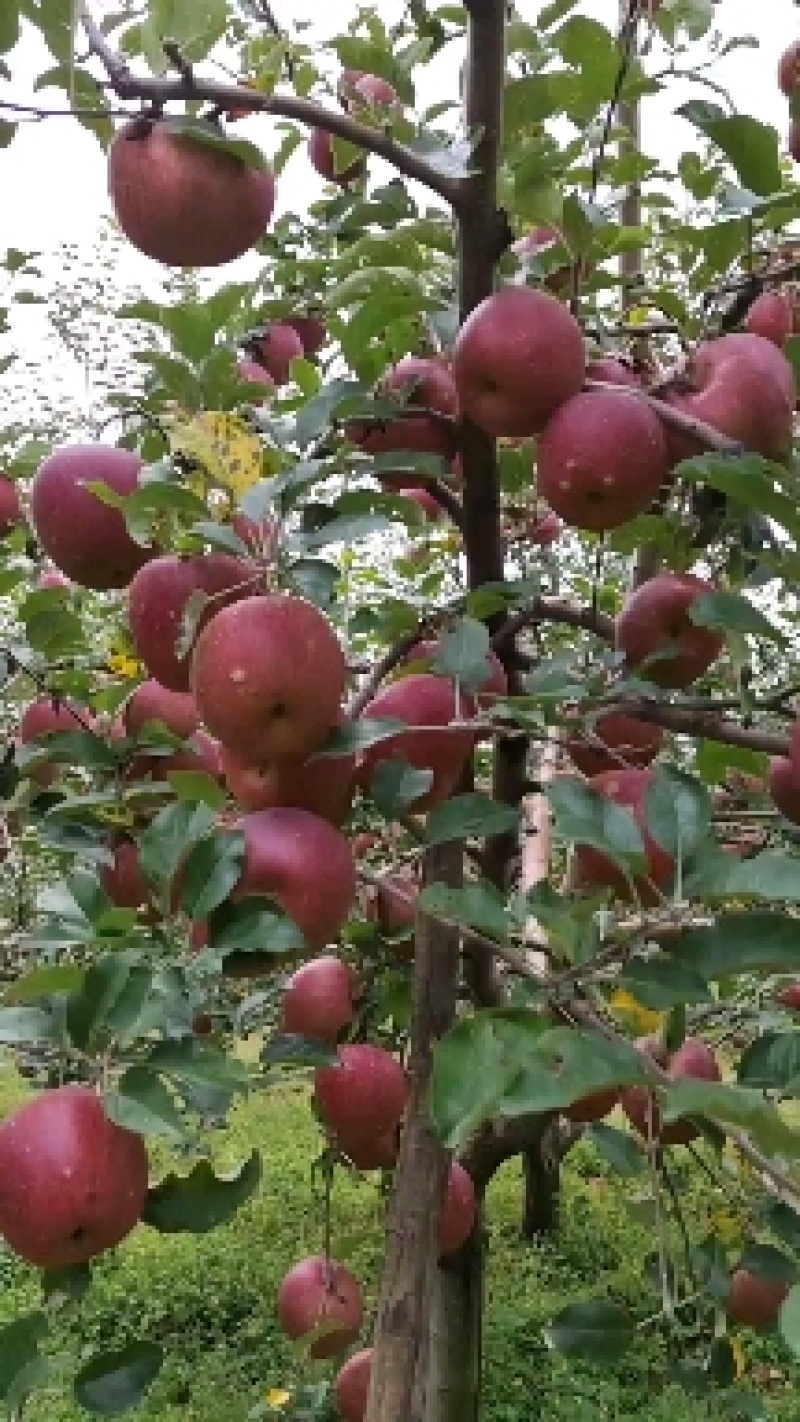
[440,1162,476,1256]
[219,742,355,826]
[537,388,668,532]
[315,1044,408,1143]
[789,120,800,165]
[0,476,22,537]
[746,291,794,348]
[124,679,199,741]
[236,358,276,393]
[769,754,800,825]
[452,286,585,438]
[277,1256,363,1359]
[573,767,674,904]
[349,356,459,473]
[615,572,723,689]
[108,118,276,267]
[287,313,327,356]
[100,837,150,909]
[31,445,153,590]
[403,488,443,521]
[190,594,347,763]
[357,673,475,811]
[565,709,664,778]
[128,553,252,693]
[777,982,800,1011]
[334,1348,373,1422]
[779,39,800,96]
[622,1037,720,1147]
[367,872,418,940]
[726,1269,789,1329]
[341,71,399,109]
[250,323,305,385]
[664,333,795,465]
[0,1086,148,1268]
[281,956,356,1043]
[20,698,89,744]
[233,807,356,951]
[585,356,639,387]
[307,127,364,185]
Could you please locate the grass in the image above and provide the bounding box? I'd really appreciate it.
[0,1068,797,1420]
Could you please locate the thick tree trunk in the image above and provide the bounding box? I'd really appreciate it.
[416,1234,483,1422]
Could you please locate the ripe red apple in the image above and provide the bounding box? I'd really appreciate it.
[128,553,252,693]
[236,358,276,393]
[564,1087,620,1124]
[100,837,150,909]
[664,333,795,465]
[349,356,459,472]
[287,313,326,356]
[334,1348,373,1422]
[20,697,89,744]
[573,768,674,904]
[769,755,800,825]
[307,127,364,185]
[0,1085,148,1268]
[108,119,276,267]
[250,323,305,385]
[726,1269,789,1329]
[746,291,794,348]
[779,39,800,96]
[219,741,355,826]
[777,982,800,1011]
[190,594,347,763]
[789,120,800,165]
[340,71,399,109]
[315,1044,408,1143]
[403,488,442,520]
[537,388,668,532]
[615,572,723,689]
[124,680,199,742]
[357,673,475,811]
[585,356,638,387]
[281,956,356,1043]
[0,476,22,537]
[335,1129,400,1172]
[452,286,585,438]
[622,1036,720,1147]
[440,1162,476,1256]
[277,1256,363,1359]
[565,709,664,778]
[367,871,418,941]
[233,807,356,951]
[31,445,153,590]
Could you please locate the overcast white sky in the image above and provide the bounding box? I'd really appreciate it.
[0,0,797,424]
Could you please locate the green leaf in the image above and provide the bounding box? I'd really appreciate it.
[66,956,141,1052]
[138,800,215,886]
[690,590,787,646]
[144,1152,261,1232]
[0,0,19,55]
[737,1033,800,1092]
[3,964,84,1003]
[262,1034,339,1068]
[662,1081,800,1158]
[179,831,245,920]
[432,618,493,691]
[0,1311,48,1400]
[0,1006,56,1044]
[617,957,711,1010]
[106,1067,185,1140]
[676,104,782,197]
[145,0,226,62]
[167,770,227,809]
[418,880,510,942]
[430,1010,549,1150]
[760,1201,800,1254]
[585,1123,644,1176]
[499,1027,651,1119]
[671,912,800,977]
[370,759,433,817]
[545,1300,634,1362]
[644,765,711,861]
[547,776,645,866]
[739,1243,798,1285]
[73,1341,163,1416]
[145,1038,251,1092]
[311,718,406,759]
[779,1285,800,1358]
[206,899,305,958]
[425,793,520,847]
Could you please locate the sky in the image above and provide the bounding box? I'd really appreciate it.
[0,0,798,426]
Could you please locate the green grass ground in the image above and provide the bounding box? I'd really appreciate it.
[0,1068,797,1421]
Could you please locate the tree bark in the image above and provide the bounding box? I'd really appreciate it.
[521,1123,562,1239]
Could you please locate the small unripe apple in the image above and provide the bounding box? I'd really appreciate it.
[276,1256,363,1359]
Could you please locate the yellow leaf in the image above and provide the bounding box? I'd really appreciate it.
[265,1389,292,1410]
[626,306,650,327]
[709,1206,744,1247]
[169,410,266,499]
[107,651,142,680]
[730,1335,746,1378]
[608,989,665,1036]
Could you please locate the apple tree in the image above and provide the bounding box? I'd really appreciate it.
[2,0,800,1419]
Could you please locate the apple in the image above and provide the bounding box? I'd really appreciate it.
[108,118,276,267]
[615,572,723,689]
[286,313,327,356]
[335,1128,400,1172]
[307,127,364,185]
[124,680,199,742]
[664,333,795,465]
[281,956,356,1043]
[357,673,475,811]
[403,488,442,521]
[236,358,276,393]
[100,837,150,909]
[0,1085,148,1268]
[726,1269,789,1329]
[440,1162,476,1256]
[340,71,399,109]
[564,1087,620,1124]
[622,1036,720,1146]
[585,356,638,387]
[769,755,800,825]
[777,982,800,1011]
[19,697,92,786]
[230,511,279,556]
[573,768,674,904]
[779,39,800,96]
[511,225,590,294]
[789,120,800,165]
[537,388,668,532]
[452,286,585,438]
[31,445,154,590]
[746,291,794,348]
[128,553,252,693]
[219,740,355,826]
[348,356,459,472]
[315,1043,408,1143]
[565,709,664,778]
[232,807,356,951]
[334,1348,373,1422]
[249,323,305,385]
[0,476,22,538]
[402,638,507,705]
[190,594,347,763]
[277,1256,363,1359]
[367,871,418,941]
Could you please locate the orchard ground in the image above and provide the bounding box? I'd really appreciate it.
[0,1061,795,1422]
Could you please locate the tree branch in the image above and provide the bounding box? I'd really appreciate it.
[80,5,462,205]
